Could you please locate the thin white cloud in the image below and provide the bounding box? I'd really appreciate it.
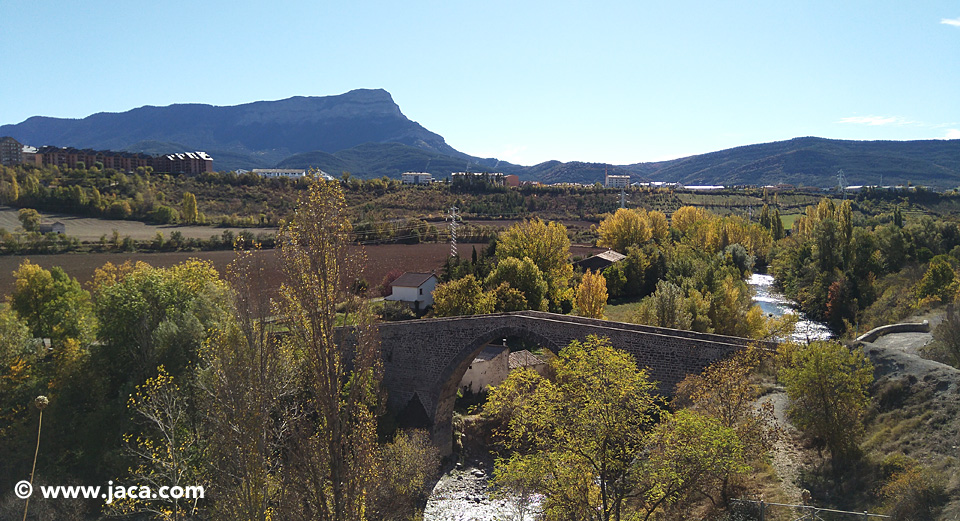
[942,17,960,27]
[838,115,916,126]
[945,129,960,139]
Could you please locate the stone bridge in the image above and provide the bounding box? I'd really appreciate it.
[376,311,773,454]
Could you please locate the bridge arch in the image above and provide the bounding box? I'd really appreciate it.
[431,326,561,453]
[375,311,767,456]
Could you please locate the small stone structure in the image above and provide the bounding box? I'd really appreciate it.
[375,310,773,454]
[38,221,66,234]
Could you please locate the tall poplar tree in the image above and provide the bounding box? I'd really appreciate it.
[181,192,199,224]
[277,174,382,521]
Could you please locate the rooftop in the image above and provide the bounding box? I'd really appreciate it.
[473,345,508,363]
[509,350,545,370]
[390,272,436,288]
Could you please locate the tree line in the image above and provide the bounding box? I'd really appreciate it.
[0,180,438,521]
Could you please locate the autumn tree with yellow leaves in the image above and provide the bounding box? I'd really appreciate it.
[574,269,608,319]
[497,218,575,312]
[275,175,382,521]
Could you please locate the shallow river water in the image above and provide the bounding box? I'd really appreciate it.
[747,273,832,342]
[423,273,830,520]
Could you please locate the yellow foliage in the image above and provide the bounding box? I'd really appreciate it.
[671,206,713,236]
[90,260,152,290]
[574,270,608,319]
[596,208,652,252]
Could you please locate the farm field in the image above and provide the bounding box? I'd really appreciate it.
[0,243,607,298]
[0,205,275,241]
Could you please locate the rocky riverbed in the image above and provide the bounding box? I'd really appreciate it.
[423,459,541,521]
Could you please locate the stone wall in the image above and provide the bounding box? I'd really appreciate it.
[855,320,931,344]
[375,311,771,454]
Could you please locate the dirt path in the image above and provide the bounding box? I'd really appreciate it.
[757,389,807,503]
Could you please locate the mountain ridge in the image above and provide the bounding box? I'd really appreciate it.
[0,89,469,171]
[3,92,959,187]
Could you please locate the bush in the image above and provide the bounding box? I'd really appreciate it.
[928,306,960,368]
[107,200,132,219]
[881,465,948,520]
[367,430,441,521]
[381,301,416,321]
[149,205,180,224]
[379,269,405,297]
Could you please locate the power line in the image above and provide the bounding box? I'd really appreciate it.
[447,206,461,257]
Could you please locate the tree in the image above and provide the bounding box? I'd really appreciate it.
[18,208,41,232]
[915,256,957,303]
[486,256,548,311]
[275,177,382,521]
[635,410,749,518]
[634,280,692,330]
[671,206,711,236]
[433,275,495,316]
[759,204,771,230]
[181,192,199,224]
[486,336,660,521]
[110,367,204,520]
[201,245,299,521]
[596,208,652,252]
[9,260,95,346]
[367,430,441,521]
[0,308,32,365]
[673,347,778,494]
[491,282,529,312]
[497,218,574,311]
[1,168,19,203]
[931,306,960,368]
[777,341,873,460]
[574,269,608,319]
[771,208,786,240]
[648,210,670,243]
[92,259,231,386]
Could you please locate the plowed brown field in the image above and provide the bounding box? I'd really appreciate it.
[0,243,606,297]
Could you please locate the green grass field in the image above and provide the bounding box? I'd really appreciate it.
[604,298,640,323]
[780,213,801,230]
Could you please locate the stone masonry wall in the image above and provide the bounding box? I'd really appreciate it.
[375,312,770,454]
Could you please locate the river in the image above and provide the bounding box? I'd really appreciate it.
[423,273,830,521]
[747,273,832,342]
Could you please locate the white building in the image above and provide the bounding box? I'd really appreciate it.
[384,272,438,312]
[252,168,334,180]
[401,172,433,184]
[459,347,547,394]
[460,345,509,394]
[605,173,631,188]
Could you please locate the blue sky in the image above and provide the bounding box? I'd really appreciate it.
[2,1,958,166]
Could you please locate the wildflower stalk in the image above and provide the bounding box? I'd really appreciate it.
[23,395,48,521]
